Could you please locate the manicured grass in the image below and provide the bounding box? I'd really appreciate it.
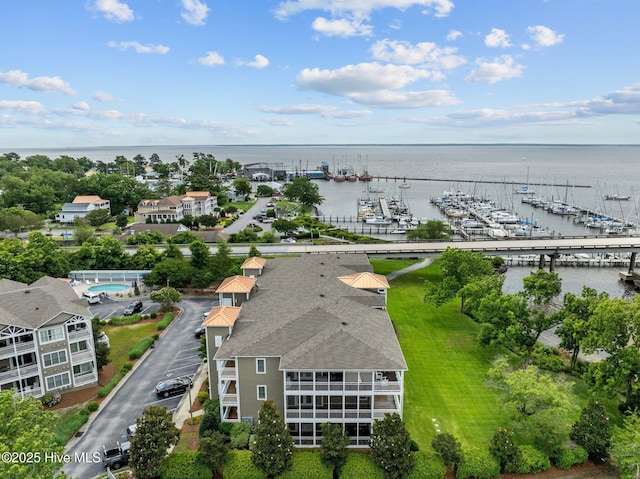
[382,262,511,450]
[105,322,158,372]
[369,258,421,276]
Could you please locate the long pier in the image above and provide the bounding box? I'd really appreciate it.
[373,176,591,188]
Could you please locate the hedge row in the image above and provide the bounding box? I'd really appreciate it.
[128,336,155,360]
[97,367,129,398]
[161,451,211,479]
[157,312,175,330]
[108,313,143,325]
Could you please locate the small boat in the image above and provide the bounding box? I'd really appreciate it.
[365,216,393,226]
[359,172,373,181]
[603,193,631,201]
[333,174,346,182]
[513,185,535,195]
[347,174,358,182]
[399,182,410,189]
[389,228,407,234]
[368,185,384,194]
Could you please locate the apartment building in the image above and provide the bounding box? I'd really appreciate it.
[0,277,98,399]
[203,253,407,447]
[134,191,217,222]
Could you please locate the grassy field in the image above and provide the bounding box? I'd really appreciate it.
[373,259,512,449]
[105,321,158,372]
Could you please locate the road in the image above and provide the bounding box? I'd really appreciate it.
[62,296,216,479]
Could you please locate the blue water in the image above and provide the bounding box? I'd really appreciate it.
[88,283,130,292]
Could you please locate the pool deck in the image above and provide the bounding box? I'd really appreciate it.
[70,279,136,301]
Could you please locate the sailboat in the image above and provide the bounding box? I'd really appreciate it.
[399,177,410,189]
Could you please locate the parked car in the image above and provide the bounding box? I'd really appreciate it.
[280,237,296,243]
[83,292,103,304]
[126,424,137,440]
[194,326,206,339]
[154,376,193,398]
[102,441,130,470]
[123,300,143,316]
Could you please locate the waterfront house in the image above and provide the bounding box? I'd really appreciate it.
[202,253,407,447]
[0,277,99,399]
[134,191,217,222]
[55,195,111,224]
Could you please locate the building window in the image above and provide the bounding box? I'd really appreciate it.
[46,372,70,390]
[39,326,64,344]
[70,340,88,353]
[43,350,67,367]
[256,358,266,374]
[257,385,267,400]
[73,362,94,376]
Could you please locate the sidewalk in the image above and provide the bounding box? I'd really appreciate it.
[173,361,208,427]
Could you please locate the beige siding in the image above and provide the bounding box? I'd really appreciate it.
[205,325,229,399]
[237,357,283,422]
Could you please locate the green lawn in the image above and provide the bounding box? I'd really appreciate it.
[105,322,158,372]
[375,260,511,450]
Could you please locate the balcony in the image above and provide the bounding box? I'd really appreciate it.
[13,387,43,398]
[0,363,40,383]
[73,371,98,387]
[68,328,91,341]
[0,341,36,359]
[71,350,94,364]
[219,367,237,380]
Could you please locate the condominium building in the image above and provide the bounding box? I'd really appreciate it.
[0,277,98,399]
[203,253,407,447]
[134,191,217,223]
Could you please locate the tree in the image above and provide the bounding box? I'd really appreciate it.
[144,258,191,288]
[84,208,113,227]
[252,400,293,479]
[521,269,562,313]
[272,219,297,235]
[210,241,235,281]
[150,286,182,312]
[189,239,211,270]
[256,184,274,197]
[92,317,111,370]
[0,390,69,479]
[431,432,464,470]
[130,405,180,479]
[320,422,350,479]
[610,411,640,479]
[406,220,451,240]
[197,430,228,476]
[489,427,522,473]
[232,178,252,199]
[424,247,495,313]
[0,207,43,236]
[459,273,505,319]
[570,399,611,463]
[555,287,608,371]
[248,245,262,257]
[282,177,323,210]
[489,360,577,455]
[370,413,415,479]
[115,214,129,228]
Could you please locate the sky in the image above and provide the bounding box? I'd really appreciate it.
[2,0,640,148]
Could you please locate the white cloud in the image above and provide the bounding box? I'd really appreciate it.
[0,70,76,95]
[349,89,460,108]
[258,103,372,119]
[72,101,91,111]
[237,54,270,69]
[370,39,466,71]
[274,0,454,20]
[389,19,402,30]
[575,84,640,116]
[465,55,524,83]
[527,25,565,47]
[89,0,134,23]
[0,100,46,115]
[93,91,118,102]
[197,51,225,66]
[181,0,210,26]
[107,41,170,54]
[446,29,462,41]
[264,117,294,126]
[297,62,435,95]
[311,17,374,37]
[485,28,512,48]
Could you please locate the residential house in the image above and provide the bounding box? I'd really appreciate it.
[182,191,217,217]
[0,277,99,399]
[202,253,407,447]
[55,195,111,224]
[134,191,217,222]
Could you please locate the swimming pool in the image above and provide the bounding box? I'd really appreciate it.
[88,283,130,292]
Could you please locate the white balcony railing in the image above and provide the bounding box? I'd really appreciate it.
[71,350,95,365]
[219,367,236,379]
[68,329,91,341]
[221,393,238,406]
[73,371,98,387]
[0,341,36,359]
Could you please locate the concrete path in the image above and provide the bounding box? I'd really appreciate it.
[386,258,431,281]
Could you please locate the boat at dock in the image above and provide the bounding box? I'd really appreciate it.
[603,193,631,201]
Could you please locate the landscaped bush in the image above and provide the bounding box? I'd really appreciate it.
[407,451,446,479]
[87,401,99,412]
[128,336,155,359]
[150,312,157,319]
[161,451,211,479]
[197,390,208,404]
[514,445,551,474]
[531,344,565,372]
[223,450,265,479]
[554,445,588,469]
[279,451,331,479]
[229,422,251,449]
[97,368,128,397]
[455,447,500,479]
[341,453,385,479]
[157,312,175,330]
[122,361,133,371]
[109,314,142,325]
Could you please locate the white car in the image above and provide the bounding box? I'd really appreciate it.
[280,237,297,243]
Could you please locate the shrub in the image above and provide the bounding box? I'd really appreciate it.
[157,312,175,330]
[531,344,565,372]
[109,314,142,325]
[489,428,521,473]
[150,312,157,319]
[407,451,447,479]
[122,361,133,371]
[161,451,211,479]
[432,432,463,469]
[230,422,251,449]
[410,440,421,452]
[219,421,234,435]
[455,447,500,479]
[554,445,588,470]
[341,453,385,479]
[97,369,128,397]
[223,450,265,479]
[199,410,221,437]
[279,451,331,479]
[87,401,99,412]
[571,399,611,463]
[128,336,155,359]
[197,391,209,405]
[514,445,550,474]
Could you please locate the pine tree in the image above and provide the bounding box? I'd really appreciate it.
[251,400,293,479]
[370,413,415,479]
